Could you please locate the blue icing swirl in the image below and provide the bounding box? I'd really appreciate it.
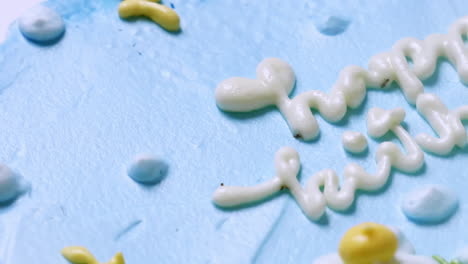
[18,5,65,44]
[401,184,458,224]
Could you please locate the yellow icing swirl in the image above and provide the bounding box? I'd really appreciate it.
[118,0,180,32]
[61,246,125,264]
[338,222,398,264]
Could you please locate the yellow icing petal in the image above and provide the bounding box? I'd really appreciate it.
[61,246,125,264]
[338,222,398,264]
[107,252,125,264]
[118,0,180,32]
[61,246,98,264]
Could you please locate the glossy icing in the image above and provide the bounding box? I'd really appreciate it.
[118,0,180,32]
[62,246,125,264]
[342,131,367,153]
[18,5,64,43]
[213,107,424,219]
[416,93,467,155]
[127,154,168,184]
[215,16,468,152]
[314,223,437,264]
[338,222,398,264]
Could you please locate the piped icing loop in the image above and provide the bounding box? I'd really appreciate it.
[61,246,125,264]
[118,0,180,32]
[215,16,468,145]
[212,107,424,219]
[215,58,295,112]
[416,94,467,155]
[367,107,405,138]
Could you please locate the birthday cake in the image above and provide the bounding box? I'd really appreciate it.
[1,0,468,263]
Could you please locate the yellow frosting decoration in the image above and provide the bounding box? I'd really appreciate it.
[338,222,398,264]
[118,0,180,32]
[61,246,125,264]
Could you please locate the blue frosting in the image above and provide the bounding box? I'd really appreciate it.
[1,0,468,263]
[315,16,350,36]
[305,0,351,36]
[127,155,168,184]
[0,164,27,203]
[18,5,65,44]
[456,246,468,264]
[402,185,458,224]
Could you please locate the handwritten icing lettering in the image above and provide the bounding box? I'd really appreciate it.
[416,93,467,155]
[212,108,424,219]
[215,16,468,152]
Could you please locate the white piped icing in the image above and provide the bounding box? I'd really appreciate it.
[416,93,467,155]
[342,131,367,153]
[215,16,468,154]
[212,108,424,219]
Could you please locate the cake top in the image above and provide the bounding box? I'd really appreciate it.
[1,0,468,263]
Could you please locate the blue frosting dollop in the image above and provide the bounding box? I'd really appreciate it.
[127,155,168,184]
[315,15,350,36]
[401,184,458,224]
[18,5,65,44]
[0,164,28,203]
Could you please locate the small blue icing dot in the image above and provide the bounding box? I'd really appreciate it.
[18,5,65,44]
[401,184,458,224]
[0,164,28,203]
[127,155,168,184]
[315,15,350,36]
